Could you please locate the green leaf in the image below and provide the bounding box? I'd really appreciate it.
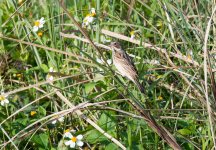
[127,124,132,148]
[85,82,96,94]
[31,133,49,148]
[105,143,119,150]
[94,73,104,82]
[98,113,116,131]
[85,129,107,144]
[177,128,192,135]
[38,106,46,116]
[40,64,49,72]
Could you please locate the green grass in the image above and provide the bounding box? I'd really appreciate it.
[0,0,216,149]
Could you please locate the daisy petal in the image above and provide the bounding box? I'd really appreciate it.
[67,133,73,138]
[49,67,54,72]
[76,140,84,147]
[64,140,72,146]
[91,8,96,14]
[63,132,71,138]
[33,26,38,32]
[76,135,83,140]
[48,76,54,81]
[40,17,44,22]
[4,99,9,104]
[96,58,103,64]
[107,59,112,65]
[70,142,76,148]
[1,101,4,106]
[85,21,89,26]
[39,24,43,28]
[87,17,94,22]
[51,120,57,124]
[58,116,64,122]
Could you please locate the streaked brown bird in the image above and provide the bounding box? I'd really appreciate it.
[110,42,145,93]
[110,42,182,150]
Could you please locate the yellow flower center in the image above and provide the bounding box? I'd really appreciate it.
[91,13,96,17]
[130,31,135,35]
[86,14,91,17]
[0,95,5,101]
[71,137,77,142]
[37,32,43,37]
[16,73,22,78]
[64,129,70,133]
[157,75,163,79]
[187,55,192,60]
[34,21,40,27]
[30,111,37,116]
[158,96,163,100]
[86,13,96,18]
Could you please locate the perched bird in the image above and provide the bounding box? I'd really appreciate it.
[110,42,182,150]
[110,42,145,93]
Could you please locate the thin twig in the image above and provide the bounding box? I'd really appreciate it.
[60,28,199,66]
[0,35,88,61]
[100,29,199,66]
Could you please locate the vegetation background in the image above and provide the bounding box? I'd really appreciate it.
[0,0,216,149]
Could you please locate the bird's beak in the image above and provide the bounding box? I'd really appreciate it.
[110,42,117,47]
[109,43,115,52]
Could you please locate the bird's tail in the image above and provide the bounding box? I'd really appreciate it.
[133,79,145,94]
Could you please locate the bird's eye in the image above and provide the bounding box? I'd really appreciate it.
[114,42,116,46]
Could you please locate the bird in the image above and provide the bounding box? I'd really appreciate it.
[110,42,182,150]
[110,42,145,93]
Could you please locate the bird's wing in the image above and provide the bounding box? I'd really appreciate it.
[114,51,138,77]
[124,52,139,74]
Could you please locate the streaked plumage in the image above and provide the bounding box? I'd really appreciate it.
[110,42,145,93]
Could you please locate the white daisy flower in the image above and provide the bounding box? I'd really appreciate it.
[149,60,160,65]
[96,58,112,65]
[101,36,111,44]
[33,17,45,32]
[130,31,135,40]
[187,50,193,60]
[49,67,54,72]
[131,34,135,40]
[82,15,95,27]
[96,58,103,64]
[82,8,96,28]
[91,8,96,14]
[0,92,9,106]
[63,129,76,138]
[58,116,64,122]
[47,75,54,81]
[107,59,112,65]
[64,133,84,148]
[96,58,112,72]
[46,67,55,81]
[51,120,57,124]
[51,116,64,124]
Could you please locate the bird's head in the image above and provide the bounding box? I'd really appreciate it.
[110,42,123,53]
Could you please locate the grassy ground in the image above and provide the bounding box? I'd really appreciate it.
[0,0,216,149]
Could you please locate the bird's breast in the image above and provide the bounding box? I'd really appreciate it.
[113,57,126,77]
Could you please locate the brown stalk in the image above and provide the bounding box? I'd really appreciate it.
[207,50,216,105]
[126,0,135,22]
[59,0,181,149]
